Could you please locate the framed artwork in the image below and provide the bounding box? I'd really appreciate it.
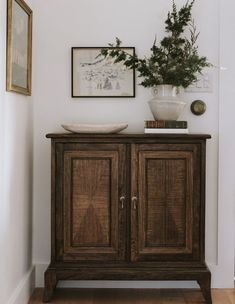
[72,47,135,98]
[6,0,32,95]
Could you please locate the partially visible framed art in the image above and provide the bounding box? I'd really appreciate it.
[72,47,135,98]
[6,0,32,95]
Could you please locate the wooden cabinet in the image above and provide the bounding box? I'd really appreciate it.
[44,134,212,304]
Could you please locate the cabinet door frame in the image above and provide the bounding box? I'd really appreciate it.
[53,142,127,262]
[131,143,202,262]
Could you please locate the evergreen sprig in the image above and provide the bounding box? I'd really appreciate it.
[99,0,211,88]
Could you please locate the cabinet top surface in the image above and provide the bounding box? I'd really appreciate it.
[46,133,211,140]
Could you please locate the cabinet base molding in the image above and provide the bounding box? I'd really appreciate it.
[43,264,212,303]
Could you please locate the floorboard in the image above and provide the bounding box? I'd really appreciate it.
[29,288,235,304]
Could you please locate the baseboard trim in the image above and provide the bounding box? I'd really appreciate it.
[7,266,35,304]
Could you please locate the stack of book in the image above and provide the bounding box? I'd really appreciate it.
[144,120,188,134]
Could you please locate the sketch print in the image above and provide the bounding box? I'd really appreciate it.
[72,48,135,97]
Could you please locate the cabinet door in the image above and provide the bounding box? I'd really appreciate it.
[131,143,201,262]
[55,143,127,262]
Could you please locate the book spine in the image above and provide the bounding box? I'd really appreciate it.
[145,120,187,129]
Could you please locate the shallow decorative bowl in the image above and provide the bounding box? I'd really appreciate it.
[61,123,128,134]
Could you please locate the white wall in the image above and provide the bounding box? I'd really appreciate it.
[218,0,235,284]
[0,0,34,303]
[32,0,234,288]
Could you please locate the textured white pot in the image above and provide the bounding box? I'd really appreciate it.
[148,85,186,120]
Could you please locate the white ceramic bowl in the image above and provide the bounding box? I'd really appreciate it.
[148,99,186,120]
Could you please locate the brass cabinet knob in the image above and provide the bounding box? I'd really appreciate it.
[132,196,138,209]
[120,196,125,209]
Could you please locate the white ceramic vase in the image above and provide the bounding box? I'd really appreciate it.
[148,85,186,120]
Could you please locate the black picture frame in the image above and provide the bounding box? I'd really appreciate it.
[71,47,135,98]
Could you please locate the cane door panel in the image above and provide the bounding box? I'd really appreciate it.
[131,144,200,262]
[55,143,127,262]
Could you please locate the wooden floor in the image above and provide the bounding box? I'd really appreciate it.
[29,288,235,304]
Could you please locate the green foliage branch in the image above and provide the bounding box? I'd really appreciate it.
[99,0,211,88]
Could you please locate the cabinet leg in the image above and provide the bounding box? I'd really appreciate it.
[197,274,212,304]
[43,269,57,303]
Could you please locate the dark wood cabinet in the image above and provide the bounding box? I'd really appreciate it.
[44,134,212,304]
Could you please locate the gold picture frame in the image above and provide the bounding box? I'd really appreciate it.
[6,0,32,95]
